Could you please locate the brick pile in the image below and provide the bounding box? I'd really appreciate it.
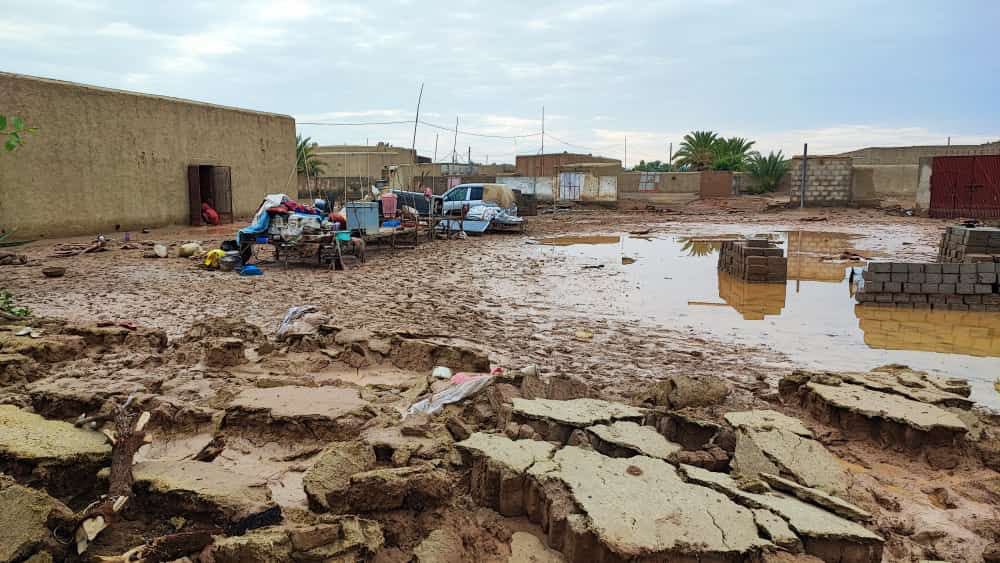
[938,225,1000,263]
[857,262,1000,311]
[718,238,787,283]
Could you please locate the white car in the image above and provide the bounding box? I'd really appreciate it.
[435,183,518,216]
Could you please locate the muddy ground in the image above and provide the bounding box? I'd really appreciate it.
[1,201,999,562]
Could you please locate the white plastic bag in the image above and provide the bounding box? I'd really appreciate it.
[405,377,494,416]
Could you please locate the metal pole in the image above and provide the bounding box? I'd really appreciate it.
[669,142,673,164]
[411,82,424,152]
[541,106,545,154]
[452,117,458,164]
[433,133,439,162]
[799,143,808,209]
[624,136,628,170]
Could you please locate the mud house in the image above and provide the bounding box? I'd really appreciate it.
[0,72,296,237]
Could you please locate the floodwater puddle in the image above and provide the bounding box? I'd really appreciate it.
[524,231,1000,408]
[538,235,621,246]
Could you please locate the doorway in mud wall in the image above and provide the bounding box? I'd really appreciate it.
[187,164,234,225]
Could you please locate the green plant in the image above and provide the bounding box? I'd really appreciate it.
[1,114,37,152]
[672,131,720,170]
[744,150,790,194]
[633,159,673,172]
[0,290,31,318]
[296,135,326,177]
[712,137,756,171]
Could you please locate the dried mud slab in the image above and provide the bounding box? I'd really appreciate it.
[132,460,280,529]
[680,465,884,563]
[0,475,75,562]
[731,427,848,495]
[725,410,815,438]
[0,405,111,502]
[221,385,374,442]
[782,377,968,451]
[207,515,383,562]
[585,420,682,460]
[503,397,645,444]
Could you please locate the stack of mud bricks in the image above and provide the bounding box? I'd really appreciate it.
[718,238,787,283]
[938,225,1000,263]
[857,262,1000,311]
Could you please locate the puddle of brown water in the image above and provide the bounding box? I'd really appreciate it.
[538,235,621,246]
[521,231,1000,408]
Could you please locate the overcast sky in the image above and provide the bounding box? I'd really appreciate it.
[4,0,999,165]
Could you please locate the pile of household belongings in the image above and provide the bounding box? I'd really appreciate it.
[437,184,524,234]
[237,194,349,245]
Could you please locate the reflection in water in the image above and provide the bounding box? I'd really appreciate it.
[856,305,1000,357]
[538,235,621,246]
[522,231,1000,408]
[718,272,786,320]
[785,231,867,282]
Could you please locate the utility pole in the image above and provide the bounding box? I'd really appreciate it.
[541,106,545,154]
[468,146,471,164]
[411,82,424,152]
[624,136,628,170]
[433,133,439,162]
[669,142,673,165]
[799,143,808,209]
[452,117,458,164]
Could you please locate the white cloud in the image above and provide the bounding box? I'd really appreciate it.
[566,2,618,20]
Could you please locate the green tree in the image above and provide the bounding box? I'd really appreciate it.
[712,137,756,171]
[1,114,37,152]
[672,131,720,170]
[296,135,326,177]
[744,151,790,194]
[633,159,673,172]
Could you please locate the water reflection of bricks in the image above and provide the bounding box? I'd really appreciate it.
[855,305,1000,357]
[717,272,787,320]
[717,238,787,283]
[785,231,865,282]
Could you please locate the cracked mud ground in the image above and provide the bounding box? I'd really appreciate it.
[1,204,999,562]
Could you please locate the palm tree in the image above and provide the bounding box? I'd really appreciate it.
[672,131,719,170]
[744,151,790,193]
[712,137,756,171]
[296,135,325,177]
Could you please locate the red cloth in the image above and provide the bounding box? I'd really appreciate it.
[328,212,347,226]
[266,205,289,215]
[201,203,220,225]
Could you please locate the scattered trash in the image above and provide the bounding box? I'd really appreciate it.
[406,376,494,416]
[41,266,66,278]
[29,330,42,338]
[240,265,263,276]
[203,249,225,269]
[622,257,637,265]
[276,305,319,341]
[178,242,203,258]
[629,229,652,235]
[451,372,492,385]
[582,264,605,269]
[15,327,31,336]
[431,366,453,379]
[524,239,539,245]
[575,329,593,341]
[153,244,168,258]
[0,251,28,265]
[52,235,108,257]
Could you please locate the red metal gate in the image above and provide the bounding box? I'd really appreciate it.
[929,155,1000,218]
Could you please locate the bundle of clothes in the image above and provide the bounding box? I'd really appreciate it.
[237,194,348,245]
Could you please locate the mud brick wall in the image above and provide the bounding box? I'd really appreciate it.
[857,261,1000,311]
[789,156,853,206]
[938,226,1000,263]
[718,239,787,283]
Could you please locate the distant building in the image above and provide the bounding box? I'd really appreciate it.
[515,152,621,177]
[310,143,419,179]
[837,141,1000,165]
[1,72,296,237]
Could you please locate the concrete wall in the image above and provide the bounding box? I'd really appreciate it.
[851,164,920,204]
[838,142,1000,165]
[516,153,621,177]
[311,143,416,179]
[618,171,701,206]
[915,157,934,210]
[789,156,853,206]
[496,176,555,202]
[0,72,296,237]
